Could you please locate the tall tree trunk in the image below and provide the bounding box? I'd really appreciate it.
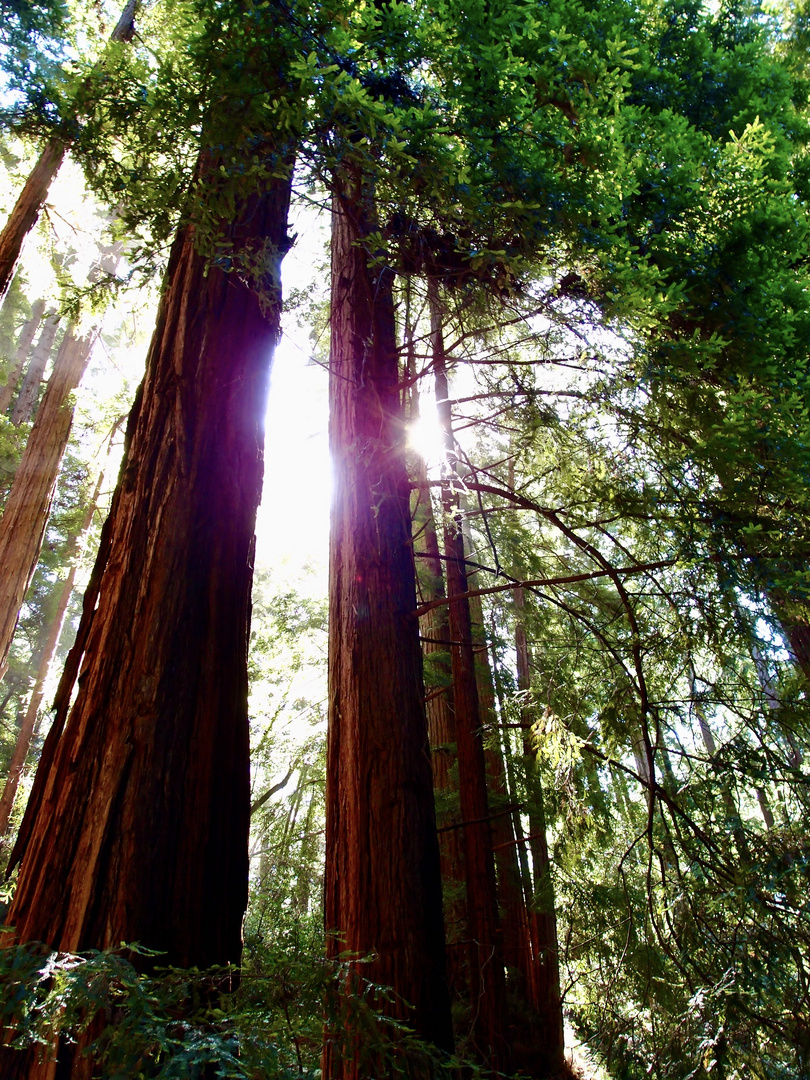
[0,299,46,414]
[10,313,60,426]
[465,565,530,986]
[412,448,467,1003]
[467,583,544,1068]
[0,141,67,304]
[4,162,293,1031]
[428,279,507,1072]
[489,619,538,914]
[0,326,95,683]
[0,0,139,302]
[0,462,108,842]
[405,293,466,975]
[324,177,453,1078]
[514,585,566,1075]
[295,774,318,916]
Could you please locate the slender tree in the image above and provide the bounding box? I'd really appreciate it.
[0,323,95,683]
[9,312,60,426]
[0,0,139,301]
[428,279,507,1070]
[513,585,565,1074]
[0,298,46,414]
[0,460,107,841]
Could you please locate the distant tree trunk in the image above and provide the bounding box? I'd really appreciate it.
[428,279,507,1072]
[0,299,46,414]
[0,465,105,842]
[778,612,810,683]
[514,586,566,1075]
[0,142,67,304]
[10,312,60,426]
[0,0,139,302]
[0,326,96,683]
[465,570,530,983]
[324,176,453,1079]
[295,779,319,916]
[4,162,293,1052]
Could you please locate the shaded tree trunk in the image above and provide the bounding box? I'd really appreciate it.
[0,299,46,414]
[412,447,467,1003]
[514,586,566,1075]
[429,279,507,1072]
[10,313,60,426]
[324,177,453,1078]
[0,0,138,302]
[0,142,67,304]
[466,579,549,1075]
[405,311,467,997]
[0,438,115,842]
[779,613,810,684]
[466,568,530,988]
[4,163,293,1048]
[0,326,95,683]
[0,461,109,842]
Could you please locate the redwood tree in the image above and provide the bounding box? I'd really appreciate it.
[5,162,292,976]
[0,323,95,683]
[0,456,110,841]
[428,281,508,1070]
[324,173,453,1077]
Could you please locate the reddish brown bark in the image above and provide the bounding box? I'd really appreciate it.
[0,0,138,302]
[0,299,46,414]
[468,585,532,994]
[10,313,60,426]
[324,179,453,1078]
[781,615,810,682]
[514,586,565,1075]
[5,172,292,986]
[0,466,106,842]
[0,141,67,304]
[412,452,467,1001]
[429,281,507,1071]
[0,326,95,683]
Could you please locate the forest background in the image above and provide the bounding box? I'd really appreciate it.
[0,0,808,1078]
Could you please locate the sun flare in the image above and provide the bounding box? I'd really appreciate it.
[406,412,447,466]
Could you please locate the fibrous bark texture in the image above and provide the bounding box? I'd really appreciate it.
[0,326,94,682]
[6,175,292,986]
[470,588,532,992]
[324,178,453,1078]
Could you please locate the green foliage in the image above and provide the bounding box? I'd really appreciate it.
[0,0,68,109]
[0,934,483,1079]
